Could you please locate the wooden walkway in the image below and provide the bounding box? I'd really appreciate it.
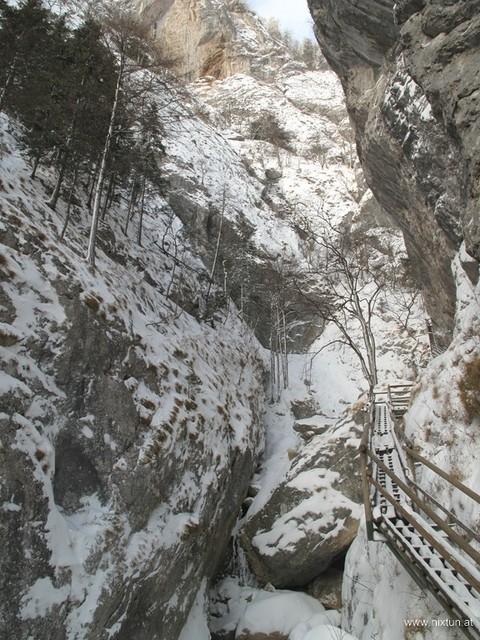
[359,386,480,639]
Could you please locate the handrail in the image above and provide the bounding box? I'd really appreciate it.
[407,476,480,545]
[367,449,480,568]
[359,421,374,540]
[370,476,480,595]
[406,447,480,505]
[362,387,480,636]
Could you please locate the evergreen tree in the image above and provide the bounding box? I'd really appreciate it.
[48,18,117,209]
[85,0,156,269]
[302,38,317,70]
[0,0,51,112]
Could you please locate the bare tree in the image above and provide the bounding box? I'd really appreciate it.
[292,214,385,394]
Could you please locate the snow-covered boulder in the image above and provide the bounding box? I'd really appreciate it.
[235,590,324,640]
[241,414,363,588]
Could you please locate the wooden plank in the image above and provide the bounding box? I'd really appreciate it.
[406,448,480,505]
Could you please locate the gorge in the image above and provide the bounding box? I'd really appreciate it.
[0,1,479,639]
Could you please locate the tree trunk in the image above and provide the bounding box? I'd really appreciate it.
[101,173,115,221]
[137,175,146,246]
[205,196,225,312]
[30,152,41,179]
[123,180,138,235]
[48,152,68,210]
[86,53,124,270]
[282,309,289,389]
[87,162,99,209]
[49,69,88,210]
[0,54,17,112]
[60,161,79,241]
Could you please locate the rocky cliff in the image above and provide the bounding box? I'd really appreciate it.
[308,0,480,342]
[139,0,289,81]
[0,106,266,639]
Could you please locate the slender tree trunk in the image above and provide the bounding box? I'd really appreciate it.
[123,181,138,235]
[107,174,117,211]
[60,161,79,241]
[205,196,225,311]
[0,54,17,112]
[31,152,41,179]
[86,53,124,270]
[49,70,88,210]
[101,173,115,221]
[87,162,99,209]
[282,309,289,389]
[48,152,68,210]
[137,175,146,246]
[269,330,275,403]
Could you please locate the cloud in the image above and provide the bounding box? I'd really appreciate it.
[247,0,314,40]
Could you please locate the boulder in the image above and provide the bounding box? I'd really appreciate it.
[306,567,343,610]
[265,168,283,181]
[236,590,324,640]
[241,417,363,587]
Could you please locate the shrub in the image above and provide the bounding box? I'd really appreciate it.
[250,114,293,151]
[458,356,480,422]
[83,293,103,313]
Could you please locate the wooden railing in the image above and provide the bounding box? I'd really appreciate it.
[359,390,480,638]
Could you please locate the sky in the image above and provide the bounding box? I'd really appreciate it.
[247,0,315,41]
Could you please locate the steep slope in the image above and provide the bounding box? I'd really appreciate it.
[0,103,266,638]
[308,0,480,342]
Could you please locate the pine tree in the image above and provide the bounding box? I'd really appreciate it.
[302,38,317,70]
[85,1,154,269]
[48,18,117,209]
[0,0,51,112]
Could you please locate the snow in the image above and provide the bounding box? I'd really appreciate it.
[0,103,266,637]
[236,590,325,637]
[290,611,342,640]
[179,581,211,640]
[342,245,480,640]
[21,578,70,619]
[0,1,462,636]
[251,466,361,558]
[403,246,480,532]
[301,626,358,640]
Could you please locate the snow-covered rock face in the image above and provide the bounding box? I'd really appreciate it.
[241,411,363,588]
[149,1,376,352]
[0,114,265,640]
[309,0,480,341]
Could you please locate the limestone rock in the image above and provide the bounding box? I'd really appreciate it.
[241,417,363,588]
[0,119,265,640]
[306,567,343,610]
[308,0,480,342]
[139,0,289,81]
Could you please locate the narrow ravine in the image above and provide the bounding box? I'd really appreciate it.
[0,1,479,640]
